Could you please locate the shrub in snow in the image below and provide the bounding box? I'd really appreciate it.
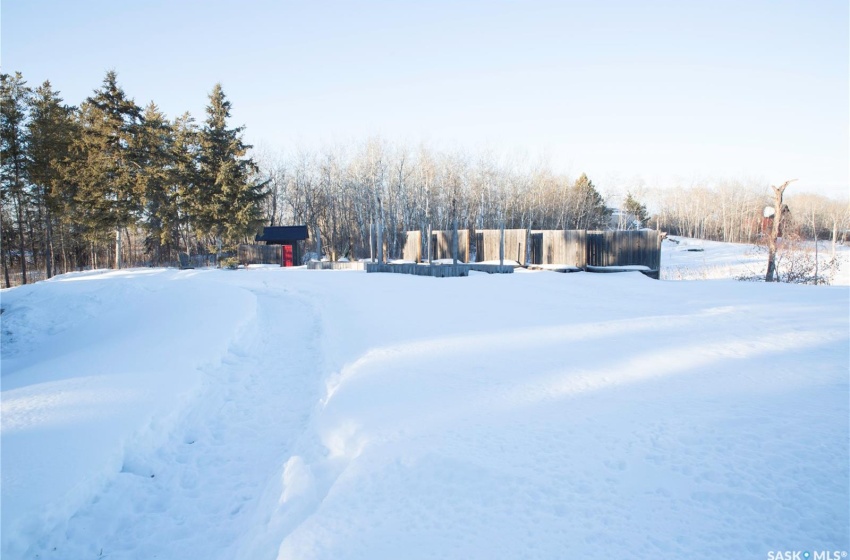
[737,236,841,285]
[302,252,320,264]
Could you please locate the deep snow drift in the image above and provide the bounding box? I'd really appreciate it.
[1,258,848,559]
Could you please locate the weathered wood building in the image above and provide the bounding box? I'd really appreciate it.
[239,225,309,266]
[401,228,663,277]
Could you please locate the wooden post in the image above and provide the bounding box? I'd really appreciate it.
[656,230,662,273]
[420,226,427,263]
[315,226,322,260]
[499,221,505,266]
[524,228,531,266]
[369,222,374,262]
[378,220,384,264]
[452,224,458,265]
[427,224,433,264]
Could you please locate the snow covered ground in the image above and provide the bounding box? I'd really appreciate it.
[1,254,848,559]
[662,236,850,285]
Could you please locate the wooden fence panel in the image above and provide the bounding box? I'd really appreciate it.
[475,229,528,263]
[365,263,513,276]
[431,230,470,262]
[238,244,281,265]
[366,263,469,277]
[403,229,661,273]
[585,230,660,270]
[530,233,543,264]
[540,230,586,266]
[402,231,422,262]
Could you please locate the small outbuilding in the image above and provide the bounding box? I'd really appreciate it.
[255,226,309,266]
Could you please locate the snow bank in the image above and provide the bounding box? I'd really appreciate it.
[265,272,850,559]
[1,269,257,555]
[1,264,848,559]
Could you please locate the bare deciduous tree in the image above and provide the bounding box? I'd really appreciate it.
[765,179,796,282]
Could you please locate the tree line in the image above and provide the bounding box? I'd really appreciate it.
[649,180,849,247]
[258,140,612,261]
[1,70,265,286]
[3,70,848,287]
[257,142,848,262]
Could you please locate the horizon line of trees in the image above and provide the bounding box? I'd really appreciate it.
[257,141,849,261]
[1,70,265,287]
[649,180,849,247]
[257,140,613,261]
[3,70,848,287]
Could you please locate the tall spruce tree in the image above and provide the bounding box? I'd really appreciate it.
[623,192,648,228]
[0,72,32,284]
[68,71,143,268]
[171,112,200,254]
[137,102,178,264]
[196,84,266,250]
[28,80,74,278]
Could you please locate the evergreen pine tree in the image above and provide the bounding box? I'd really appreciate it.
[0,72,32,283]
[67,71,143,267]
[28,80,74,278]
[137,102,179,263]
[172,112,201,253]
[196,84,267,250]
[571,173,609,230]
[623,192,648,227]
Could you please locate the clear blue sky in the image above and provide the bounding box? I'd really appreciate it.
[2,0,848,198]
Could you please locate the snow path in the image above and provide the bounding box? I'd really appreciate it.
[25,284,325,560]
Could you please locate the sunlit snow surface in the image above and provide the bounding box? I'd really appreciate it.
[1,244,848,559]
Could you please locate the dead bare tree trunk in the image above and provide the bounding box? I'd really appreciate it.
[766,179,796,282]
